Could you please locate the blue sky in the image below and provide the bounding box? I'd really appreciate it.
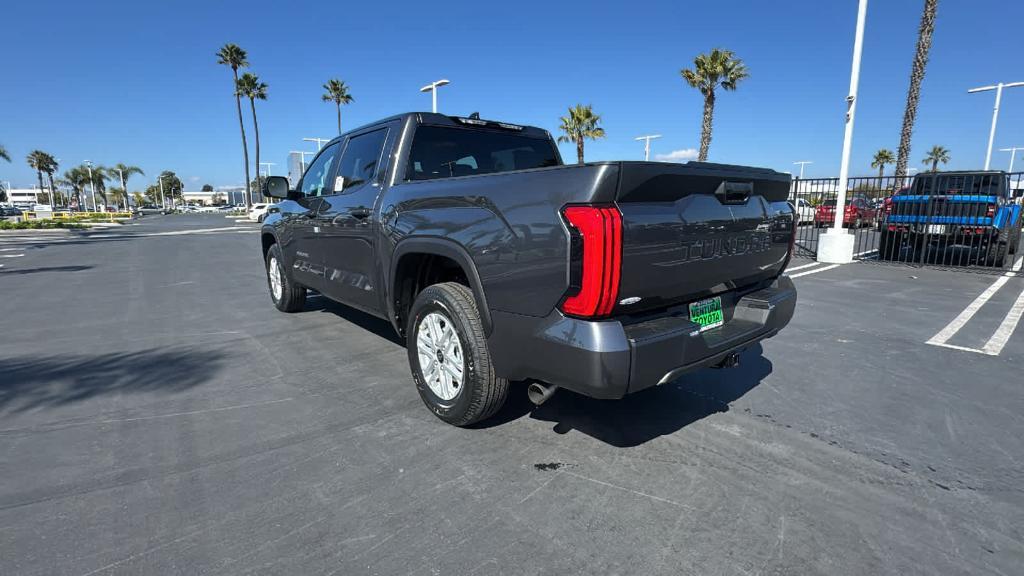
[1,0,1021,190]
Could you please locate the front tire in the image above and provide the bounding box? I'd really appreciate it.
[407,282,508,426]
[265,243,306,312]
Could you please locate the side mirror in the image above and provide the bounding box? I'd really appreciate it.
[264,176,291,199]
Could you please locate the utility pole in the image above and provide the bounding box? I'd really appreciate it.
[793,161,813,179]
[998,147,1024,173]
[419,79,451,113]
[968,82,1024,170]
[302,138,330,151]
[84,160,97,212]
[818,0,867,264]
[634,135,662,161]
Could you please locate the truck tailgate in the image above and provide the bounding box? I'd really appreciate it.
[612,162,794,314]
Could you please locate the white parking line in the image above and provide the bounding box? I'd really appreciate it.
[786,262,821,273]
[789,264,841,279]
[0,253,25,258]
[926,255,1024,355]
[854,248,878,257]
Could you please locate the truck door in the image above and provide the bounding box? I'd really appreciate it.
[287,141,342,293]
[316,126,392,314]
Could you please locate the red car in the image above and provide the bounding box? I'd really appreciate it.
[814,197,878,228]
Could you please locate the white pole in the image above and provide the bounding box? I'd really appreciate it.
[984,83,1003,171]
[793,161,813,179]
[86,162,97,212]
[1011,153,1017,174]
[432,84,437,113]
[634,135,662,161]
[117,168,126,210]
[999,147,1022,173]
[831,0,867,235]
[159,176,165,209]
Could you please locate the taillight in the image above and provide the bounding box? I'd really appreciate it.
[560,205,622,318]
[986,204,996,218]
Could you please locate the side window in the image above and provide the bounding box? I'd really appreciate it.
[335,128,388,193]
[299,143,341,198]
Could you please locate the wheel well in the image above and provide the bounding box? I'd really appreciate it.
[393,253,470,337]
[261,233,276,259]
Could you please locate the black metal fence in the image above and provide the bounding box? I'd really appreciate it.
[790,172,1024,271]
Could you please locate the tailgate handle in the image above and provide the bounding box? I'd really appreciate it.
[715,181,753,205]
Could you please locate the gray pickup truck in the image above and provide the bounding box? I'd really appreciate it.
[260,112,797,426]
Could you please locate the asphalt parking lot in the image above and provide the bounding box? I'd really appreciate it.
[1,214,1022,575]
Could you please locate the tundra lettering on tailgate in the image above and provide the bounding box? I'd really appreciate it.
[676,231,772,264]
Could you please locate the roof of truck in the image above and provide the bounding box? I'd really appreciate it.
[330,112,551,143]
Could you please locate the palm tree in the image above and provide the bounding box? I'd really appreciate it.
[681,48,749,162]
[557,104,606,164]
[871,149,895,178]
[0,144,10,162]
[26,150,49,203]
[922,145,950,172]
[40,153,60,207]
[895,0,939,179]
[62,167,89,209]
[216,43,252,210]
[89,165,110,207]
[237,73,268,198]
[321,79,354,135]
[107,164,144,209]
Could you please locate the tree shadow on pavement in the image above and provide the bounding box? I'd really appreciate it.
[482,344,773,447]
[0,348,226,414]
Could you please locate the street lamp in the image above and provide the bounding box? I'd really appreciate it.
[818,0,867,265]
[998,147,1024,173]
[967,81,1024,170]
[84,160,97,212]
[634,135,662,161]
[302,137,330,151]
[419,79,450,113]
[792,161,813,179]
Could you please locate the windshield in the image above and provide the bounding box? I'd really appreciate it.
[407,126,559,181]
[912,173,1005,195]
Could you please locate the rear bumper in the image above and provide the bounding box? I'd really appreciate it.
[487,276,797,399]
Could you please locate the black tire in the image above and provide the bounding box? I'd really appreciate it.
[989,240,1009,267]
[407,282,508,426]
[265,243,306,312]
[854,216,863,229]
[1010,226,1021,255]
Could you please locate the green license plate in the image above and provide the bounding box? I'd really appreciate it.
[689,296,724,331]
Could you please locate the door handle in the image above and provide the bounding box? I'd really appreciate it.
[351,207,371,219]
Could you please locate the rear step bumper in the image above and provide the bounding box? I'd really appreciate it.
[487,276,797,399]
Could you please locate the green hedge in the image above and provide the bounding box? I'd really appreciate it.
[0,220,88,230]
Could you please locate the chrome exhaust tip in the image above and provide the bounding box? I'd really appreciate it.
[527,382,559,406]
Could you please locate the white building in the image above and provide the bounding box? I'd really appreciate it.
[4,187,44,206]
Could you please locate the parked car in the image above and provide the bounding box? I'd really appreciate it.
[0,206,24,220]
[258,112,798,426]
[248,203,271,222]
[880,171,1023,265]
[814,197,878,228]
[792,198,815,225]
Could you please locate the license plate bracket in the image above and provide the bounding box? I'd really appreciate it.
[689,296,724,332]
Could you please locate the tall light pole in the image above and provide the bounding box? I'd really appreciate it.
[114,167,127,211]
[968,81,1024,170]
[259,162,276,176]
[998,147,1024,173]
[819,0,867,265]
[634,135,662,161]
[793,161,813,179]
[302,137,330,151]
[419,79,450,113]
[158,175,166,209]
[84,160,97,212]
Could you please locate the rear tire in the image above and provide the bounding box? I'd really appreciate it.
[407,282,508,426]
[265,243,306,312]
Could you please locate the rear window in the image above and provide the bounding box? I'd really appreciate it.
[912,174,1006,195]
[406,126,559,181]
